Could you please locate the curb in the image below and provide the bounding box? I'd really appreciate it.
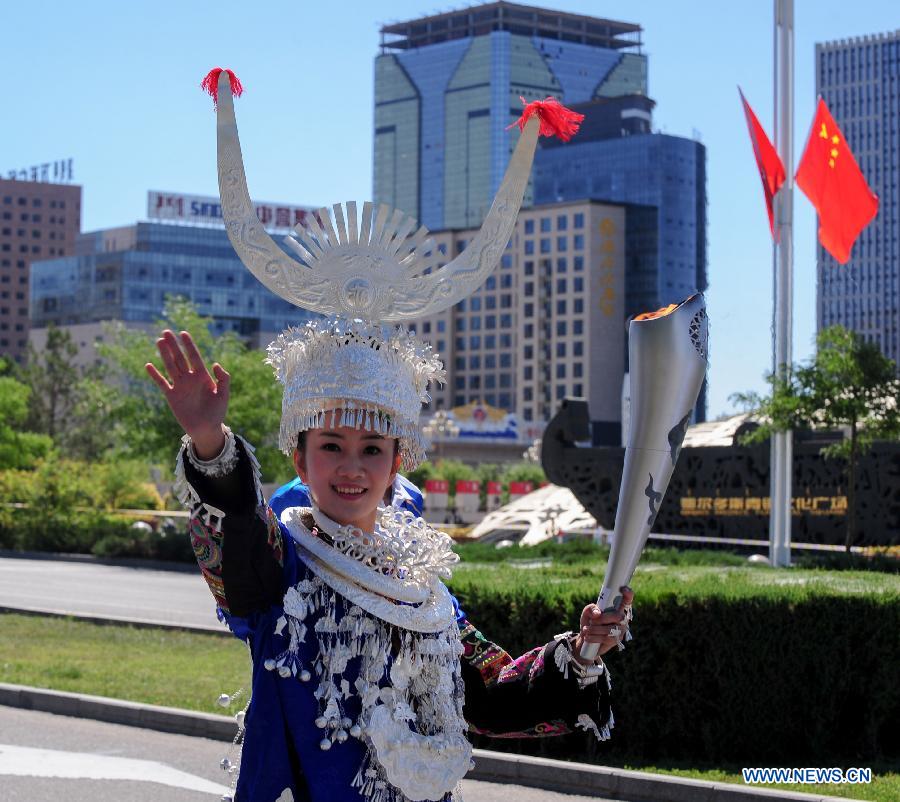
[0,604,228,636]
[0,683,852,802]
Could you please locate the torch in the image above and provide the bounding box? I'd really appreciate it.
[580,293,708,659]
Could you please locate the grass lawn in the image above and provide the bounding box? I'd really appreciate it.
[1,611,897,801]
[0,613,249,715]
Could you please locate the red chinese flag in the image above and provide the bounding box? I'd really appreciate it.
[739,88,786,239]
[795,98,879,264]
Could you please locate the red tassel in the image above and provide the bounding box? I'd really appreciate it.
[200,67,244,109]
[507,96,584,142]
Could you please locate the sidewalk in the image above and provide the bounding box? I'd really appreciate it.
[0,682,855,802]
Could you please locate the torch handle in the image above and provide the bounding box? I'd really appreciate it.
[577,591,622,661]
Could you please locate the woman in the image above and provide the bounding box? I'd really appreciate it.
[147,68,632,802]
[147,327,631,802]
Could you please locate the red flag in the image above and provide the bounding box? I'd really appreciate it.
[739,88,786,239]
[795,98,879,264]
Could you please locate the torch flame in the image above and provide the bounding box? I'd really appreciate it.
[633,303,678,322]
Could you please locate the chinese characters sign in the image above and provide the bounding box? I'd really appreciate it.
[147,191,314,234]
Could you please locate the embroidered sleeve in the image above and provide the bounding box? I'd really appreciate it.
[175,433,285,624]
[458,617,613,741]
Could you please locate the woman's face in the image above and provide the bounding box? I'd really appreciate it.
[293,422,400,533]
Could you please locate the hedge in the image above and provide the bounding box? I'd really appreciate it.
[449,571,900,766]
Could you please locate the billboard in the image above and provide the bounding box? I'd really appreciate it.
[147,191,315,234]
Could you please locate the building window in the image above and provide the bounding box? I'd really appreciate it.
[540,238,551,253]
[524,303,534,317]
[574,383,583,396]
[524,219,534,234]
[556,343,566,357]
[573,363,583,378]
[485,374,496,389]
[557,236,567,252]
[540,217,551,232]
[556,384,566,400]
[524,345,533,359]
[485,354,496,369]
[573,213,584,229]
[574,255,584,271]
[469,355,480,370]
[574,299,584,314]
[524,260,534,276]
[524,366,533,380]
[524,387,533,401]
[556,299,567,314]
[557,215,568,231]
[556,321,567,336]
[573,341,584,356]
[524,240,534,255]
[485,334,496,349]
[470,335,481,349]
[500,353,512,369]
[455,357,465,370]
[499,334,511,348]
[556,278,567,293]
[500,313,512,328]
[470,296,482,311]
[556,257,567,273]
[556,364,566,378]
[524,323,534,338]
[574,234,584,250]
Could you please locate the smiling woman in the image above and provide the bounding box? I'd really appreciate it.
[293,426,401,533]
[139,68,633,802]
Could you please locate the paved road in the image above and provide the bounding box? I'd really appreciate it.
[0,556,220,630]
[0,707,614,802]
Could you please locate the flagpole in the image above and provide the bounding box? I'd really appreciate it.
[770,0,794,567]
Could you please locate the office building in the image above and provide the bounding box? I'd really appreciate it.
[532,95,707,317]
[375,1,645,230]
[816,32,900,368]
[30,220,314,345]
[410,198,628,444]
[0,177,81,364]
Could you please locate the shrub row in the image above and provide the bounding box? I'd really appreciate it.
[449,575,900,766]
[0,507,194,563]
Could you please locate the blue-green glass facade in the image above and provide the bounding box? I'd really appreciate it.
[374,29,647,230]
[30,222,313,337]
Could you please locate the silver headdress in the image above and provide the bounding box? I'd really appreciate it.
[206,68,582,467]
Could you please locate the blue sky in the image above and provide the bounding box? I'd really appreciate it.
[2,1,894,417]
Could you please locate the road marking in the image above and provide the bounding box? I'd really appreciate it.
[0,743,230,795]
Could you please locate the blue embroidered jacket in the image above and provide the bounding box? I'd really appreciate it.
[182,439,612,802]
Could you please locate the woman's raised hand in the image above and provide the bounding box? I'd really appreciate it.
[145,330,230,458]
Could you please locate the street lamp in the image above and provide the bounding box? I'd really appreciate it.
[423,409,460,463]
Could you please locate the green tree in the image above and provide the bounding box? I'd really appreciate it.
[732,325,900,550]
[499,462,546,504]
[0,371,54,469]
[21,325,80,440]
[99,297,290,482]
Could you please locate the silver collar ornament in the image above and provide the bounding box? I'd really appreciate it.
[203,67,582,468]
[270,507,470,802]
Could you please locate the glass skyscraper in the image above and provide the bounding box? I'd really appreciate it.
[816,32,900,370]
[374,2,645,230]
[30,222,313,341]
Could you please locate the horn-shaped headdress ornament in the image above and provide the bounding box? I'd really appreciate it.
[203,67,583,468]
